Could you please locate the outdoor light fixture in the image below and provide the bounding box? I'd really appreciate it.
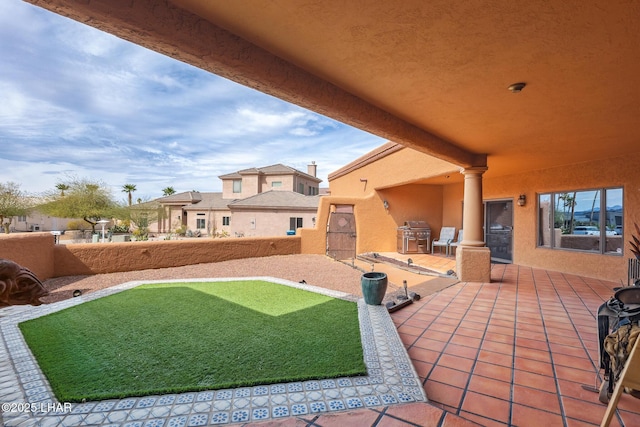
[517,194,526,206]
[97,219,109,243]
[508,82,526,93]
[383,200,389,210]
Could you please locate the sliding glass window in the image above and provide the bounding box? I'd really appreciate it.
[537,188,623,255]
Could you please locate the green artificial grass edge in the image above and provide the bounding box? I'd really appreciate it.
[19,280,366,402]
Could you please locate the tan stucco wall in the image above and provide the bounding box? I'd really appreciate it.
[184,209,231,235]
[0,233,299,280]
[262,175,294,192]
[222,179,244,199]
[231,210,316,237]
[292,175,319,195]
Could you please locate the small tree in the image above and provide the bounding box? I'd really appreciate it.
[38,177,122,233]
[122,184,137,207]
[55,183,70,196]
[0,182,31,234]
[127,200,160,241]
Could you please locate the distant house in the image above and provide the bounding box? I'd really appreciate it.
[10,212,74,233]
[153,163,322,237]
[7,194,75,233]
[227,191,320,237]
[219,163,321,198]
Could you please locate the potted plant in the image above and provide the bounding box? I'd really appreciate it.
[361,272,388,305]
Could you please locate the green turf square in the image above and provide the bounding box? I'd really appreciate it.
[18,280,366,402]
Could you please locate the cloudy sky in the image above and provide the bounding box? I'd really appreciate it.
[0,0,385,202]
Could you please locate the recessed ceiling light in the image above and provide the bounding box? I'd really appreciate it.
[508,82,526,93]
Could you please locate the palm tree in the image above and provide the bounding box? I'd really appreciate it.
[162,187,176,196]
[122,184,137,206]
[55,183,70,196]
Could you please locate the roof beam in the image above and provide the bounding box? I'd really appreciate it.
[27,0,485,168]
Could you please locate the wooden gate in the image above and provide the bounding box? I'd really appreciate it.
[326,210,356,260]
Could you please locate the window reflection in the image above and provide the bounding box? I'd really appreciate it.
[537,188,622,255]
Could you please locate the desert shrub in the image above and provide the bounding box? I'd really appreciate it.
[132,228,148,241]
[109,224,130,233]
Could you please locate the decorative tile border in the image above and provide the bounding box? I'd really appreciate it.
[0,277,426,426]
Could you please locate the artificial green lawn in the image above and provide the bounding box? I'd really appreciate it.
[18,280,366,402]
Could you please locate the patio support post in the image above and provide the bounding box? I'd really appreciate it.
[456,167,491,282]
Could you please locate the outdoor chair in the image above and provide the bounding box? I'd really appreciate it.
[431,227,456,256]
[449,229,463,256]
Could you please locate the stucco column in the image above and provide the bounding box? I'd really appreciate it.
[460,167,487,246]
[456,167,491,282]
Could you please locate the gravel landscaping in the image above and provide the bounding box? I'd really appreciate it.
[41,255,365,304]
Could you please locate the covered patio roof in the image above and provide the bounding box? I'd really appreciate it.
[27,0,640,181]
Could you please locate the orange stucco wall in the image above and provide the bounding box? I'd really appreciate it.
[0,233,55,280]
[300,148,458,255]
[300,194,394,254]
[477,153,638,284]
[300,185,446,255]
[318,144,640,284]
[436,152,640,283]
[0,234,300,280]
[329,148,458,197]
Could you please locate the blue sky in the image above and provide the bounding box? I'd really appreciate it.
[0,0,385,202]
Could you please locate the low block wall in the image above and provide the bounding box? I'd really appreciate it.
[0,233,301,280]
[0,232,55,280]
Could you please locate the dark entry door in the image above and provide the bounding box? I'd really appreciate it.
[326,207,356,260]
[485,200,513,263]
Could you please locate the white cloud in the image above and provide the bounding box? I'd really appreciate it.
[0,0,386,201]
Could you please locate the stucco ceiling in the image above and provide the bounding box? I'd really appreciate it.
[30,0,640,180]
[169,0,640,178]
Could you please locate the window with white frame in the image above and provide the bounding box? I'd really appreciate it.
[222,216,230,226]
[537,187,623,255]
[233,180,242,193]
[271,181,282,187]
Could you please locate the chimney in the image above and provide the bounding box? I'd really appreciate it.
[307,161,317,177]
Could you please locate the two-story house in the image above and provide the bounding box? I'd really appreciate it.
[154,163,322,237]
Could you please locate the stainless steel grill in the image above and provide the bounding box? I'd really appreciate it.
[397,221,431,254]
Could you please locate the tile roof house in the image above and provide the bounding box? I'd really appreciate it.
[153,164,322,237]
